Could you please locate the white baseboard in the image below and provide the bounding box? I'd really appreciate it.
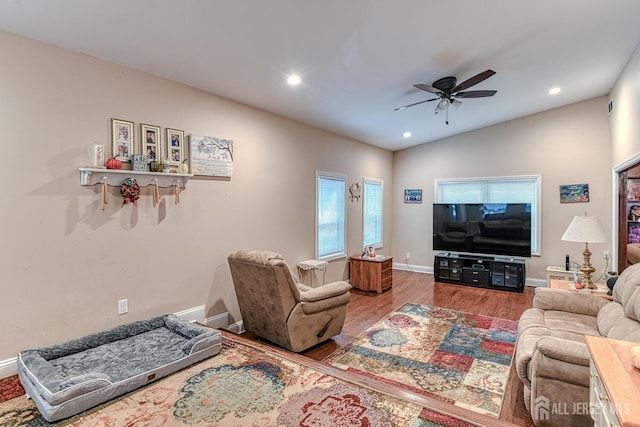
[393,263,433,274]
[226,320,245,334]
[0,357,17,380]
[203,312,229,329]
[174,305,206,323]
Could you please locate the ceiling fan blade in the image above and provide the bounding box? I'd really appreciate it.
[394,97,439,111]
[454,90,497,98]
[414,83,443,95]
[452,69,496,93]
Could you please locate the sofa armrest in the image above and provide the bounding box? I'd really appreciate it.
[299,281,351,302]
[529,336,591,388]
[533,288,609,317]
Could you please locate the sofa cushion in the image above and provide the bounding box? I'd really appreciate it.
[597,302,625,336]
[612,263,640,310]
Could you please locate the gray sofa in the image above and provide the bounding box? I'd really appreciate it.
[515,263,640,426]
[18,314,222,422]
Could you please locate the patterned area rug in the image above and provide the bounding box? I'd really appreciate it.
[325,303,518,417]
[0,336,484,426]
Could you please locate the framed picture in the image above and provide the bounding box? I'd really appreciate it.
[166,128,185,165]
[404,189,422,203]
[559,183,589,203]
[189,134,234,177]
[140,123,161,163]
[111,118,134,162]
[93,143,105,168]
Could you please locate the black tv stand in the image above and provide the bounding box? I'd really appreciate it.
[434,252,525,293]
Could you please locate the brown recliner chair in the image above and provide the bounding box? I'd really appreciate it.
[228,249,351,352]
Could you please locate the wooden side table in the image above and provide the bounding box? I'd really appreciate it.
[549,279,612,300]
[349,255,392,293]
[586,336,640,427]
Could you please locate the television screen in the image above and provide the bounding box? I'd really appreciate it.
[433,203,532,258]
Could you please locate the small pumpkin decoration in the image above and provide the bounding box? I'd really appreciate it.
[106,157,122,170]
[178,159,189,174]
[149,160,161,172]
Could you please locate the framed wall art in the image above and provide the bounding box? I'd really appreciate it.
[559,183,589,203]
[166,128,185,165]
[140,123,161,162]
[111,118,134,163]
[189,134,234,177]
[404,189,422,203]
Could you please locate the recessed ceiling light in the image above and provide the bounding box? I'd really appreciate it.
[403,132,412,138]
[287,73,302,86]
[548,87,561,95]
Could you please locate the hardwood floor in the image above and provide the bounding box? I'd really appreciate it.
[240,269,536,426]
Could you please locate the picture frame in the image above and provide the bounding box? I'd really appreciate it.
[559,183,589,203]
[140,123,161,163]
[111,118,134,163]
[93,143,105,168]
[404,189,422,204]
[166,128,185,165]
[189,134,234,177]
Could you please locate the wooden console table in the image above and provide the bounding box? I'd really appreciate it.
[549,279,612,300]
[586,336,640,427]
[349,255,392,293]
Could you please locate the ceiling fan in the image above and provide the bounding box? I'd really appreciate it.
[394,69,497,124]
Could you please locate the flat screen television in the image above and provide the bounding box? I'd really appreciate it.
[433,203,532,258]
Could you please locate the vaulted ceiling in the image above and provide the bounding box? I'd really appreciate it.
[1,1,639,151]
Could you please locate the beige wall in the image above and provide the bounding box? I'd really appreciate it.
[392,97,612,282]
[0,30,393,360]
[610,42,640,166]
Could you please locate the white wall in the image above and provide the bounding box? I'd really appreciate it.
[610,41,640,166]
[392,97,612,282]
[0,30,393,360]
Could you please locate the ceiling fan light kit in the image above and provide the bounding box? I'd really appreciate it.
[395,69,497,125]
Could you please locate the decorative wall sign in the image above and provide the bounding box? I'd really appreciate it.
[132,154,148,171]
[111,118,134,163]
[141,123,161,162]
[166,128,185,165]
[559,183,589,203]
[189,134,234,177]
[404,189,422,203]
[93,144,105,168]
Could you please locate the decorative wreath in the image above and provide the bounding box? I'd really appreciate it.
[120,178,140,204]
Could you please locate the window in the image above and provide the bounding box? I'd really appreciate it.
[316,172,346,261]
[435,175,541,255]
[363,178,383,248]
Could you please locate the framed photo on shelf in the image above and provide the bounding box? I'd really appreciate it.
[559,183,589,203]
[140,123,161,162]
[166,128,185,165]
[404,189,422,204]
[111,118,134,163]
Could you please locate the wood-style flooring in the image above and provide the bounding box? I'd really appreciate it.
[239,269,536,426]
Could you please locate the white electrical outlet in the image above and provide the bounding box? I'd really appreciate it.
[118,299,128,315]
[603,250,610,260]
[406,252,411,259]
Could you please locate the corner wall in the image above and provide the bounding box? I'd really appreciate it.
[0,30,393,361]
[392,97,612,282]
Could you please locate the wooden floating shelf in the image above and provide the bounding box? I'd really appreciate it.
[79,167,192,188]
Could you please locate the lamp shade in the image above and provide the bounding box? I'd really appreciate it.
[561,215,608,243]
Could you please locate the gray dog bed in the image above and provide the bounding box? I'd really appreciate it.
[18,314,222,422]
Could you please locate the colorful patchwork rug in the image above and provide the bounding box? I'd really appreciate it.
[0,336,487,426]
[325,303,519,417]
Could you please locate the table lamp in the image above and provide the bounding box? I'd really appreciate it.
[561,213,609,289]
